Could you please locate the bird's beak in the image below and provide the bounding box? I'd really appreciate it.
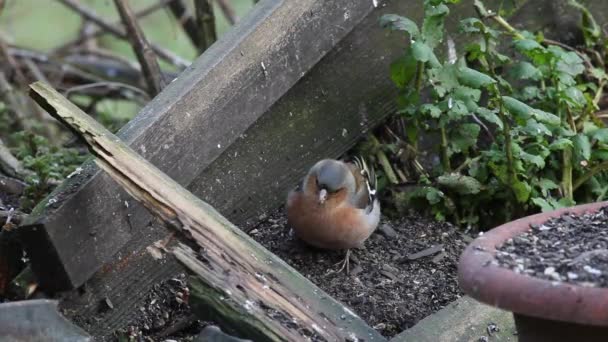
[318,188,328,204]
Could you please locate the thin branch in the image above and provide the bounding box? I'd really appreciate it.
[216,0,237,25]
[167,0,205,52]
[573,160,608,191]
[114,0,166,95]
[194,0,217,52]
[0,71,31,132]
[55,0,190,69]
[0,138,24,179]
[64,81,150,102]
[0,37,29,89]
[54,0,175,54]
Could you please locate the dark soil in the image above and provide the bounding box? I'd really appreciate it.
[248,207,467,338]
[112,273,205,341]
[496,207,608,287]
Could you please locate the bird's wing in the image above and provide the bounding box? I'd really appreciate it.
[350,156,377,211]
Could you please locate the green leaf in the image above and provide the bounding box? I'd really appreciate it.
[573,133,591,161]
[514,39,543,52]
[429,63,459,97]
[476,107,503,129]
[450,123,480,153]
[422,3,449,49]
[437,173,483,194]
[520,86,541,101]
[549,138,573,151]
[520,151,545,168]
[510,61,541,80]
[420,103,442,118]
[502,96,531,120]
[556,51,585,77]
[522,119,551,136]
[457,66,496,88]
[379,14,420,38]
[538,178,559,197]
[503,96,560,126]
[532,109,560,126]
[592,128,608,143]
[561,87,586,108]
[512,179,532,203]
[425,187,444,205]
[453,86,481,111]
[531,197,555,211]
[568,0,601,47]
[390,52,418,89]
[590,67,607,81]
[459,18,484,33]
[411,41,434,62]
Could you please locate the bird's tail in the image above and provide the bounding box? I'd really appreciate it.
[352,156,377,203]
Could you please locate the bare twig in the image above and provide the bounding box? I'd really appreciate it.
[194,0,217,51]
[55,0,190,69]
[54,0,175,54]
[114,0,166,95]
[0,71,31,131]
[167,0,205,52]
[64,81,150,102]
[216,0,237,25]
[0,138,24,179]
[0,38,29,89]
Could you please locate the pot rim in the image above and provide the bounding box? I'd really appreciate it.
[458,201,608,327]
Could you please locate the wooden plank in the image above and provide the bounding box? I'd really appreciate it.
[390,296,516,342]
[20,0,378,291]
[29,81,384,342]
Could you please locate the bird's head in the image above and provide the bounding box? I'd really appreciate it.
[310,159,355,205]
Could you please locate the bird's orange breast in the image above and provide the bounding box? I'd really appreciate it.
[286,191,374,250]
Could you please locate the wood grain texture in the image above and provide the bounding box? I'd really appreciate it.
[21,0,377,291]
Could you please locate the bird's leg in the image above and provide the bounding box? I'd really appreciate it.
[335,249,351,274]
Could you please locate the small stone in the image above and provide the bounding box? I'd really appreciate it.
[380,270,398,281]
[543,267,556,276]
[487,322,499,335]
[584,265,602,276]
[377,223,398,239]
[567,272,579,280]
[350,265,363,276]
[373,322,386,330]
[249,229,259,235]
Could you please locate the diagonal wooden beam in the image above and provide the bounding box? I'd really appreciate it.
[29,80,384,342]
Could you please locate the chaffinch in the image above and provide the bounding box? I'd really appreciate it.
[286,157,381,273]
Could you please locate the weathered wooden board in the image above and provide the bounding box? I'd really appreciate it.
[21,0,379,291]
[390,296,515,342]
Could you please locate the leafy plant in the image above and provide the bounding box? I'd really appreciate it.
[11,132,87,211]
[379,0,608,229]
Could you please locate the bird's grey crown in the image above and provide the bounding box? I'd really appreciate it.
[311,159,354,193]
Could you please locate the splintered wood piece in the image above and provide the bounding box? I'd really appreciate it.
[29,81,383,342]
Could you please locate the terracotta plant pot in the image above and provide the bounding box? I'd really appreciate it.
[458,201,608,342]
